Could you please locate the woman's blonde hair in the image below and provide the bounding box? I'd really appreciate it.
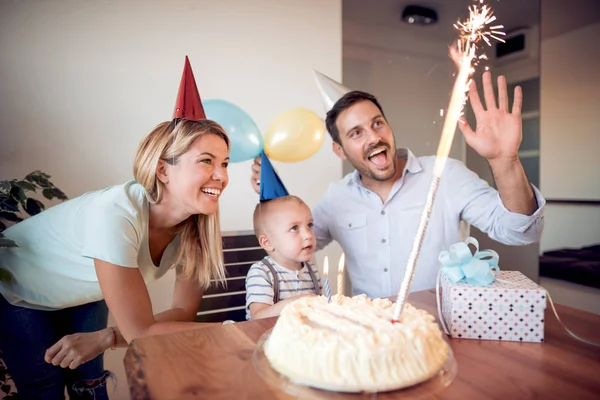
[133,119,229,290]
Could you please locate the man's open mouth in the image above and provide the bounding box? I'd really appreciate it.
[366,146,389,168]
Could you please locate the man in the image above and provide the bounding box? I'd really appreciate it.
[250,72,545,299]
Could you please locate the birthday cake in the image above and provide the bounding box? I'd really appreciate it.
[264,294,450,393]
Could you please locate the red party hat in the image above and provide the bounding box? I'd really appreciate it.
[173,56,206,121]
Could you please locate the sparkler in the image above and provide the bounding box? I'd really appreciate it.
[392,0,505,322]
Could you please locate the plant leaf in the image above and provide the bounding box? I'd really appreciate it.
[25,198,44,216]
[0,268,13,283]
[10,186,27,207]
[25,171,52,188]
[42,188,54,200]
[52,187,68,201]
[16,180,37,192]
[26,170,51,180]
[0,212,22,222]
[42,187,68,201]
[0,181,11,195]
[0,195,19,213]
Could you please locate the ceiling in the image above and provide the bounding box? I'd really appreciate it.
[343,0,600,40]
[541,0,600,39]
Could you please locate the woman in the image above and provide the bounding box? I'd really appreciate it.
[0,118,230,399]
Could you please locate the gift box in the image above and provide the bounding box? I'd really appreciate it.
[437,238,547,343]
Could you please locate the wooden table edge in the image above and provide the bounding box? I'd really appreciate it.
[124,340,151,400]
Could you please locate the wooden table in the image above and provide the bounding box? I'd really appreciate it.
[124,290,600,399]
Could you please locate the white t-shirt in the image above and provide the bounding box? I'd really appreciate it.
[0,181,177,310]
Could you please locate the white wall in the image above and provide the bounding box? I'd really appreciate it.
[0,1,342,398]
[540,22,600,201]
[0,0,342,230]
[540,21,600,253]
[537,15,600,315]
[541,205,600,252]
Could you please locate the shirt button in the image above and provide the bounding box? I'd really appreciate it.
[382,238,387,243]
[384,268,389,272]
[381,210,386,215]
[348,223,352,228]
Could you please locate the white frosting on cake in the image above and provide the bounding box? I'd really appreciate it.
[264,294,450,393]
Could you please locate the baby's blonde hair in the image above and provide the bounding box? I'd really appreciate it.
[253,195,306,238]
[133,119,229,289]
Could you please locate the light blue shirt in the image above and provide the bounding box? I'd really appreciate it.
[0,181,177,310]
[312,149,545,299]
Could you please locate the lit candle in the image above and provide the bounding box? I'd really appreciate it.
[323,256,331,303]
[337,253,345,301]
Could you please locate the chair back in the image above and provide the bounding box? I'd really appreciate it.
[196,231,266,322]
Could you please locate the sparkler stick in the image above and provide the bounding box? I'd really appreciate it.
[392,1,505,322]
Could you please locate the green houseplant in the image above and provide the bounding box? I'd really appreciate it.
[0,171,68,283]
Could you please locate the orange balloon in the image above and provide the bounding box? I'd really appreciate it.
[264,108,325,162]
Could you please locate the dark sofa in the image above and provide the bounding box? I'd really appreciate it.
[539,244,600,289]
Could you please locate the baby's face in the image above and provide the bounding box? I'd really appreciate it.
[266,201,316,264]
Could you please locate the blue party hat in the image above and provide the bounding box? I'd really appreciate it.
[260,151,289,202]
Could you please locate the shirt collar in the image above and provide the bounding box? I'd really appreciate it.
[349,147,423,187]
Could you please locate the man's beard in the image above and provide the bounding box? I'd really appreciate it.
[359,159,397,182]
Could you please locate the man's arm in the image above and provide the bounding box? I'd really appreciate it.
[251,155,261,194]
[448,159,545,245]
[489,158,536,215]
[458,72,538,216]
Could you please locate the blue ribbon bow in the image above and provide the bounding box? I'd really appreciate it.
[438,237,500,286]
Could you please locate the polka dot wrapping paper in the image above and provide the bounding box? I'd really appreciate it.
[440,271,547,343]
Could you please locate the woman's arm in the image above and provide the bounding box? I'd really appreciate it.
[109,268,213,345]
[94,259,215,344]
[45,266,216,368]
[157,268,207,321]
